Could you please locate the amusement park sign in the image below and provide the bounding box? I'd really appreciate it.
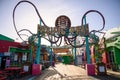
[37,24,89,36]
[37,15,89,36]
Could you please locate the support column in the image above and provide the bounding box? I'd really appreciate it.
[36,20,42,64]
[32,20,42,76]
[85,36,91,64]
[50,35,53,66]
[84,16,91,64]
[84,16,95,76]
[36,32,41,64]
[74,37,78,65]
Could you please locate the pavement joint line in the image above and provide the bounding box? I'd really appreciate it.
[52,67,65,78]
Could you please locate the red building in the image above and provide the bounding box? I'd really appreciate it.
[0,34,30,69]
[0,40,20,53]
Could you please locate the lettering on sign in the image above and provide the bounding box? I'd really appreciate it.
[37,24,89,36]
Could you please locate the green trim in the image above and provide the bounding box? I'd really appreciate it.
[0,34,14,42]
[10,47,30,53]
[106,36,120,49]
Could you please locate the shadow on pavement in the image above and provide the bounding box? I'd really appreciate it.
[90,74,120,80]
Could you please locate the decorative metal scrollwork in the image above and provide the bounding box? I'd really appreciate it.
[13,0,105,48]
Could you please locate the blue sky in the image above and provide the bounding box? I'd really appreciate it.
[0,0,120,45]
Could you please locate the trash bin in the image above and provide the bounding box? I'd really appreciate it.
[95,62,107,75]
[86,64,95,75]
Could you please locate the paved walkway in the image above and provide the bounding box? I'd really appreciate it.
[34,63,120,80]
[107,69,120,79]
[14,63,120,80]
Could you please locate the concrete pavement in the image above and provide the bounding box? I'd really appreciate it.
[15,63,120,80]
[35,63,120,80]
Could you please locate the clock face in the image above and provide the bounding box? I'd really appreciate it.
[55,15,71,29]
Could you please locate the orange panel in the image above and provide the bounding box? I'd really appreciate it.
[53,48,69,53]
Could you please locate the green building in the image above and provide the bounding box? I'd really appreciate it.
[106,36,120,70]
[105,27,120,70]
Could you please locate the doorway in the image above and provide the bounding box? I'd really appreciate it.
[108,51,117,70]
[108,51,115,64]
[1,56,7,70]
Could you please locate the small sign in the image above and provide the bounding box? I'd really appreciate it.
[14,54,18,61]
[99,66,105,72]
[23,66,29,72]
[22,53,27,61]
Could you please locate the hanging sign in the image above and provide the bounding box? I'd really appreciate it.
[37,24,89,36]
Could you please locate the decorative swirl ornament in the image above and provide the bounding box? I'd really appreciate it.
[13,0,105,48]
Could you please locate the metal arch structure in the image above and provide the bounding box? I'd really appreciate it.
[13,0,105,65]
[81,10,105,64]
[13,0,48,64]
[81,10,105,33]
